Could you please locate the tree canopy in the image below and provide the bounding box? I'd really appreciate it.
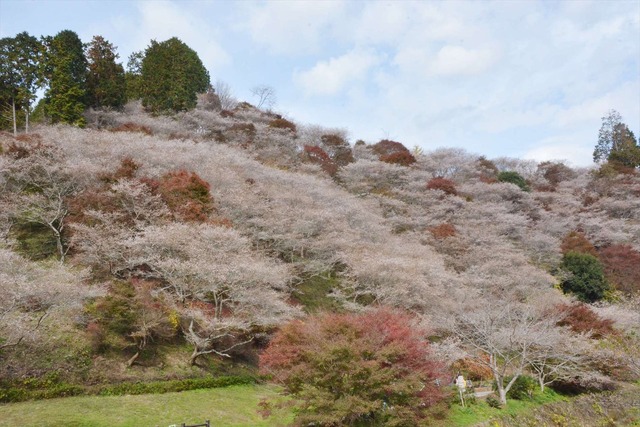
[86,36,126,110]
[0,32,43,134]
[593,109,640,168]
[43,30,88,126]
[141,37,210,113]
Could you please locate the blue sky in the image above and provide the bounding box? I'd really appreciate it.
[1,0,639,166]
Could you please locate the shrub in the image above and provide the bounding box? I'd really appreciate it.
[320,133,354,166]
[497,171,530,191]
[426,177,458,196]
[372,139,416,166]
[476,156,499,177]
[598,244,640,294]
[428,223,456,239]
[84,280,138,337]
[561,252,611,302]
[111,122,153,135]
[260,308,446,426]
[97,375,255,396]
[451,357,493,381]
[504,375,536,400]
[228,122,256,136]
[268,118,296,133]
[560,231,598,257]
[380,151,418,166]
[486,394,502,408]
[145,170,214,222]
[555,303,616,339]
[98,157,140,183]
[301,145,338,176]
[538,161,576,185]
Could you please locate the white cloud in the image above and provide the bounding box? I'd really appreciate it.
[429,45,498,76]
[242,0,346,55]
[294,49,383,96]
[133,1,231,71]
[523,136,594,167]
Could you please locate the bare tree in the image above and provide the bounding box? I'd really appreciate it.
[527,326,590,392]
[5,146,82,263]
[215,80,238,110]
[183,316,252,365]
[251,84,276,110]
[448,303,556,405]
[0,248,94,353]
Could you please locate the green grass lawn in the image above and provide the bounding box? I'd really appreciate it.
[0,384,293,427]
[441,388,568,427]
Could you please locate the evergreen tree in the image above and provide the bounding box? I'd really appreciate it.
[561,252,610,302]
[141,37,210,113]
[124,50,144,101]
[43,30,87,126]
[0,32,43,134]
[86,35,126,110]
[593,109,640,168]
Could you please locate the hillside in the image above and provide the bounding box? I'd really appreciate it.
[1,100,639,422]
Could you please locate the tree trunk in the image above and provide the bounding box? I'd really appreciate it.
[51,227,65,263]
[25,105,30,133]
[12,98,17,137]
[498,386,507,405]
[539,376,545,393]
[190,347,200,366]
[126,351,140,367]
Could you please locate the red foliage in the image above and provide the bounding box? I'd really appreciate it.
[556,303,616,339]
[99,157,140,183]
[111,122,153,135]
[598,244,640,294]
[268,118,297,133]
[320,134,355,166]
[301,145,338,176]
[4,137,48,159]
[426,177,458,196]
[372,139,416,166]
[560,231,597,257]
[538,161,576,185]
[260,308,446,424]
[451,356,493,381]
[428,223,456,239]
[380,151,417,166]
[145,170,214,222]
[67,188,123,226]
[219,109,234,118]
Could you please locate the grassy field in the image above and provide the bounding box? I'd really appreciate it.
[0,384,293,427]
[441,388,567,427]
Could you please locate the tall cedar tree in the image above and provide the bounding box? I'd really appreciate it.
[43,30,88,126]
[0,36,19,133]
[86,36,126,110]
[141,37,210,113]
[593,109,640,168]
[260,308,445,426]
[0,33,43,134]
[124,51,144,101]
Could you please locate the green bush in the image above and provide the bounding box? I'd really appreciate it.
[0,372,84,403]
[497,171,530,191]
[561,251,611,302]
[505,375,536,400]
[486,394,502,408]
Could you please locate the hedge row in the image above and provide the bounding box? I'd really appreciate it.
[0,374,257,403]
